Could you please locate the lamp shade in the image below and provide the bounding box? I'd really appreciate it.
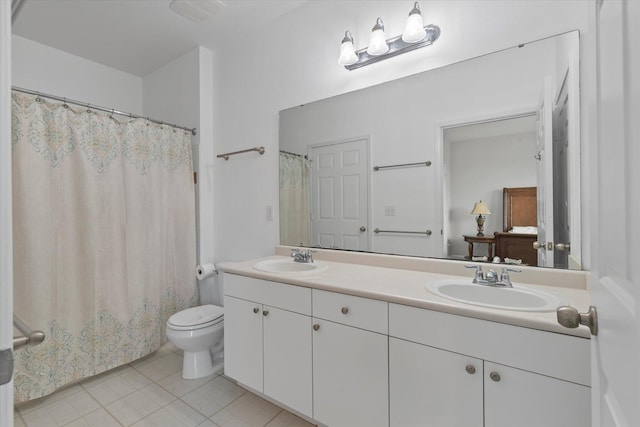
[367,18,389,56]
[402,2,427,43]
[471,200,491,215]
[338,31,358,66]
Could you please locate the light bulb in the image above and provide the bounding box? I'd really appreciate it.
[366,18,389,56]
[338,31,359,66]
[402,2,426,43]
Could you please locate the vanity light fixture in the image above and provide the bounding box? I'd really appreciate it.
[338,2,441,70]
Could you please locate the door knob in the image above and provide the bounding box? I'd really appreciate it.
[360,226,367,232]
[465,364,476,375]
[554,242,570,251]
[557,305,598,336]
[533,241,544,250]
[313,324,320,331]
[489,372,501,382]
[262,310,269,316]
[253,307,259,314]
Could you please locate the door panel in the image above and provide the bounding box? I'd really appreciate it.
[592,0,640,425]
[1,2,13,425]
[311,139,369,251]
[536,76,554,268]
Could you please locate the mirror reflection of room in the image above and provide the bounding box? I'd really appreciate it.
[280,31,580,270]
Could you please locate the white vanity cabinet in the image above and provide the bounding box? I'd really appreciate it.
[223,274,313,417]
[311,290,389,427]
[389,303,591,427]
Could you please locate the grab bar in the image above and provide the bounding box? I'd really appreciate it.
[217,146,265,160]
[373,161,431,171]
[13,315,45,350]
[374,228,432,236]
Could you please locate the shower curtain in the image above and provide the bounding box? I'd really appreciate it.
[279,151,310,247]
[10,92,198,403]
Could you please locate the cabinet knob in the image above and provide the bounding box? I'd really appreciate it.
[341,307,349,315]
[465,364,476,375]
[313,324,320,331]
[253,307,259,314]
[489,371,501,382]
[262,310,269,316]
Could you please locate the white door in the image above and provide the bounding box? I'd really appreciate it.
[552,72,571,269]
[312,319,388,427]
[263,305,312,418]
[591,0,640,425]
[484,362,590,427]
[0,2,14,426]
[389,338,483,427]
[535,76,554,267]
[310,139,369,251]
[222,296,263,392]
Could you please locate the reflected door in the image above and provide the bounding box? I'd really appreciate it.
[535,77,554,268]
[310,139,369,251]
[552,71,571,269]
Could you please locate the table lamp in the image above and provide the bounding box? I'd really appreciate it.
[471,200,491,236]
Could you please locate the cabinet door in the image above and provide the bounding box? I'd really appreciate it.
[223,296,263,391]
[389,337,483,427]
[263,306,312,418]
[312,319,388,427]
[484,362,590,427]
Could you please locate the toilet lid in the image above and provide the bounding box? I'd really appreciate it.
[168,305,224,328]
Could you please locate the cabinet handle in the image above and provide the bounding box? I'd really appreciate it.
[253,307,259,314]
[262,310,269,316]
[465,364,476,375]
[313,324,320,331]
[341,307,349,314]
[489,371,501,382]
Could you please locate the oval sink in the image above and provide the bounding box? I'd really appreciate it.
[252,259,327,274]
[426,280,564,312]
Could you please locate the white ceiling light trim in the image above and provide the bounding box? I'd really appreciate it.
[169,0,226,23]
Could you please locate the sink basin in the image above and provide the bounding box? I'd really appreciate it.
[426,280,564,312]
[252,259,327,274]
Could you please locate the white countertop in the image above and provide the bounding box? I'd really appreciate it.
[218,251,592,339]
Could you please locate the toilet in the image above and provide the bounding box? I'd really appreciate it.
[166,304,224,379]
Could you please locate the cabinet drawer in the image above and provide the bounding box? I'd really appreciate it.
[313,289,388,334]
[223,274,311,315]
[389,303,590,386]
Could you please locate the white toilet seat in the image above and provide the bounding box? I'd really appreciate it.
[167,304,224,331]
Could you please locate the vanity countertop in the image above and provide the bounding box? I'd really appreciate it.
[218,252,592,339]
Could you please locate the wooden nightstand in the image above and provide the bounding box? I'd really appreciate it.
[463,235,495,260]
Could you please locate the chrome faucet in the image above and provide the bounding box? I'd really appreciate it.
[465,265,520,287]
[291,248,315,263]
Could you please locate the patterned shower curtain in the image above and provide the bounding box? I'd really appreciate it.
[10,92,198,403]
[279,151,310,247]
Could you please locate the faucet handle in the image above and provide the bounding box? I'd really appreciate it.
[465,264,484,282]
[500,267,521,284]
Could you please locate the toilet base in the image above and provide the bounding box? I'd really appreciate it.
[182,350,217,379]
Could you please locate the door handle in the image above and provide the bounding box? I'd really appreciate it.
[557,306,598,336]
[554,242,570,251]
[533,241,544,250]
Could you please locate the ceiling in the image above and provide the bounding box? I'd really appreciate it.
[12,0,307,76]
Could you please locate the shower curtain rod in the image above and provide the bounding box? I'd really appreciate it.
[12,86,197,136]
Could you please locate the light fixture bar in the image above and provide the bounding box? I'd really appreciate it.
[344,24,440,71]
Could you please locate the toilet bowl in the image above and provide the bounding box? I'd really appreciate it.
[166,304,224,379]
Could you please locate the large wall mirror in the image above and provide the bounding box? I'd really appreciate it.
[280,31,581,270]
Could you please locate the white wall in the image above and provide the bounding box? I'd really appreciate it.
[142,47,218,304]
[12,35,143,113]
[211,0,591,263]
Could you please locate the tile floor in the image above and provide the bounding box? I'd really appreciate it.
[14,343,316,427]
